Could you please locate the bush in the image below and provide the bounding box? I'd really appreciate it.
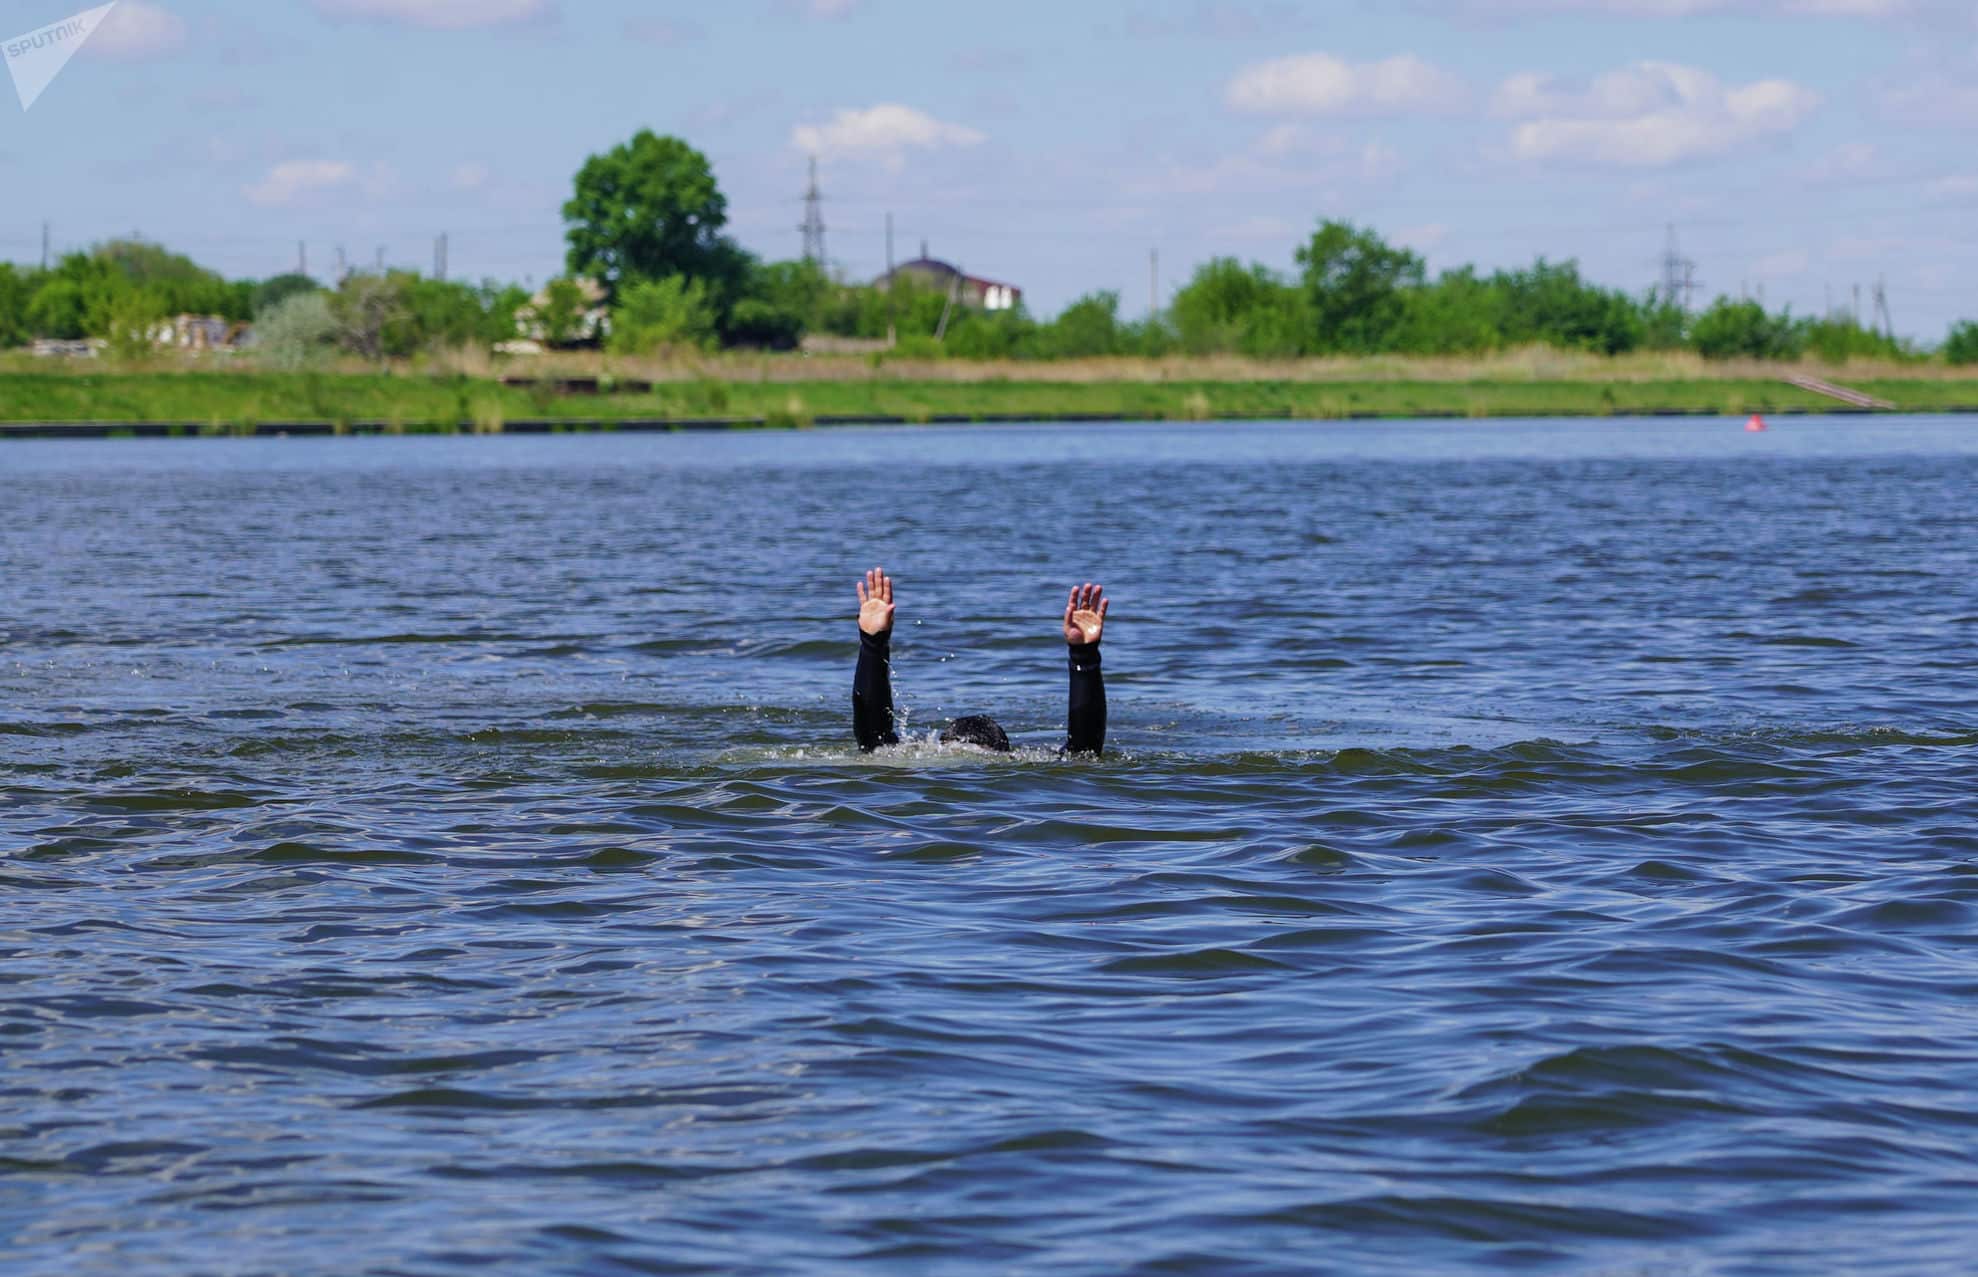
[723,297,803,350]
[1804,317,1905,363]
[1171,258,1305,356]
[1944,320,1978,366]
[0,265,33,348]
[609,276,716,354]
[1690,298,1805,361]
[255,292,338,369]
[27,279,87,339]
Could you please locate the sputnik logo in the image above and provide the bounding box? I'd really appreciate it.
[3,2,119,112]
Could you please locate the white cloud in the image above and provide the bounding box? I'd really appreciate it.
[84,1,187,59]
[1929,174,1978,199]
[310,0,553,30]
[245,160,356,207]
[1495,62,1817,166]
[790,104,985,163]
[1226,52,1466,115]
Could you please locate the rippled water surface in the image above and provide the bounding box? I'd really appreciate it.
[4,418,1977,1275]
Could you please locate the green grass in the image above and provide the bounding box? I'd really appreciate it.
[0,369,1972,430]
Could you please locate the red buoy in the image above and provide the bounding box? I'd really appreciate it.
[1745,414,1768,432]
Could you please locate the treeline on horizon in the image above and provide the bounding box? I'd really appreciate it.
[3,130,1975,369]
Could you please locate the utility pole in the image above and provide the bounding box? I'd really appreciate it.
[1873,277,1893,340]
[41,221,50,270]
[800,156,827,264]
[376,246,386,273]
[1852,283,1861,326]
[435,233,448,282]
[298,241,308,277]
[885,212,894,274]
[336,246,348,282]
[1150,248,1160,318]
[1659,224,1699,311]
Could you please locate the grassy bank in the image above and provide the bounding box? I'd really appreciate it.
[1,362,1975,430]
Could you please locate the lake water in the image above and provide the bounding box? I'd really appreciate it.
[3,417,1976,1275]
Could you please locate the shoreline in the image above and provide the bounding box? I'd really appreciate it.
[5,402,1973,440]
[3,368,1977,438]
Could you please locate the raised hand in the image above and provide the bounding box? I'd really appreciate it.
[1063,582,1108,647]
[856,566,896,637]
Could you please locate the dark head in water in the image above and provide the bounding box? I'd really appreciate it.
[941,715,1012,753]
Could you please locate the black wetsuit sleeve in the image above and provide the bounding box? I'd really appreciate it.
[853,630,900,752]
[1065,642,1106,757]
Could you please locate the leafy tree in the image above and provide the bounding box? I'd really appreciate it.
[1689,298,1805,360]
[478,283,532,346]
[85,239,249,320]
[331,273,410,363]
[1492,259,1642,354]
[608,275,716,354]
[534,278,594,346]
[253,273,322,317]
[1940,320,1978,366]
[723,298,804,350]
[1637,294,1689,350]
[1034,291,1125,359]
[101,289,169,361]
[1394,267,1500,354]
[27,279,87,339]
[389,276,499,353]
[0,265,33,347]
[726,258,833,348]
[944,307,1035,359]
[1170,258,1305,356]
[564,131,744,301]
[1295,220,1424,354]
[1803,316,1905,363]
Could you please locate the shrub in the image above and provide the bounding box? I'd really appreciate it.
[1690,298,1805,361]
[1944,320,1978,366]
[609,276,716,354]
[255,292,339,370]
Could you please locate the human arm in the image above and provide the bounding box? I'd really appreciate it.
[1063,582,1108,757]
[852,567,900,752]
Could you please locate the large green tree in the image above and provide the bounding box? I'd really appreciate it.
[1295,220,1425,354]
[564,131,742,300]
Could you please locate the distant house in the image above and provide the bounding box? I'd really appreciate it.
[876,244,1021,312]
[152,314,245,352]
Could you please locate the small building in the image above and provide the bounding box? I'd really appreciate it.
[153,314,243,352]
[875,243,1021,312]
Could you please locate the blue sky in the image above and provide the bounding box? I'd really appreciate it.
[3,0,1975,339]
